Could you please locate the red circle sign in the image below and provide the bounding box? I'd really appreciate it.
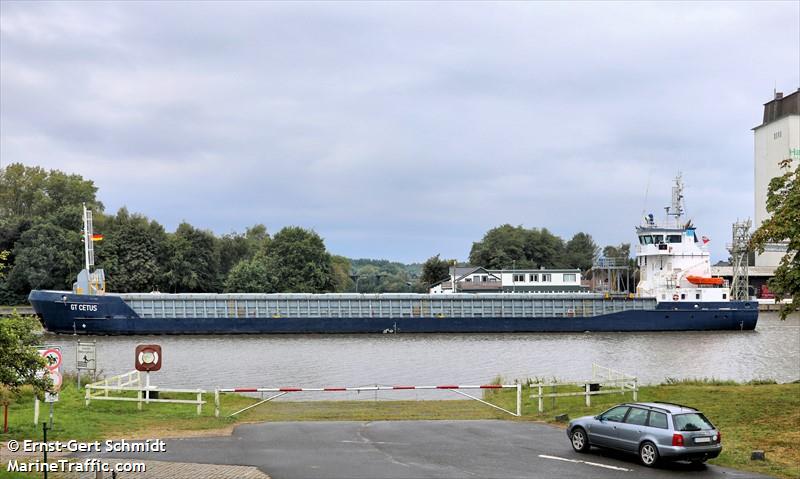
[42,348,62,371]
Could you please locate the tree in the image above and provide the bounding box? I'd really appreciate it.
[163,222,220,293]
[469,225,568,269]
[523,228,566,268]
[95,208,169,292]
[564,232,599,271]
[421,254,451,287]
[6,223,82,292]
[224,253,276,293]
[751,159,799,319]
[330,255,354,292]
[217,224,271,285]
[266,227,334,293]
[0,312,50,393]
[469,224,529,269]
[0,163,101,222]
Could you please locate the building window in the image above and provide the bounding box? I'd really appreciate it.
[481,275,488,282]
[465,278,472,282]
[563,273,576,282]
[774,130,782,140]
[542,274,552,282]
[528,274,536,282]
[513,274,525,282]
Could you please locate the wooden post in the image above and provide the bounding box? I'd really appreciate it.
[537,384,543,413]
[585,383,591,407]
[137,390,142,411]
[85,385,90,407]
[196,391,202,416]
[34,398,39,425]
[214,390,220,418]
[516,384,522,417]
[633,379,638,401]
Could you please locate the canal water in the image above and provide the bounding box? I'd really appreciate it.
[45,313,799,399]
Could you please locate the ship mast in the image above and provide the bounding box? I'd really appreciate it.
[83,203,94,274]
[667,173,684,226]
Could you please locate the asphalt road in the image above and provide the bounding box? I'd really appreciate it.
[92,421,770,479]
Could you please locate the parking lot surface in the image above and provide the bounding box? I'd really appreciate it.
[91,420,771,478]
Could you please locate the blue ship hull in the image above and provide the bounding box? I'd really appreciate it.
[28,290,759,334]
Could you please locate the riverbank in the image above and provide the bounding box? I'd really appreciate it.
[1,380,797,478]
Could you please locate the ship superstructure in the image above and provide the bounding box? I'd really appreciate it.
[635,175,730,303]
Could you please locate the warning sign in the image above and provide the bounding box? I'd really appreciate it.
[37,346,63,399]
[76,341,96,370]
[41,348,62,371]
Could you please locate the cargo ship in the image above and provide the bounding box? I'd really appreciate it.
[29,177,758,334]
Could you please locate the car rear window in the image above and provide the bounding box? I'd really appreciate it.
[624,408,649,426]
[648,411,668,429]
[674,413,714,431]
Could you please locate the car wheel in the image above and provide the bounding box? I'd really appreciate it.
[639,441,659,467]
[570,427,590,453]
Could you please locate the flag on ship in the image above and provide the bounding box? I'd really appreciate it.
[701,236,710,244]
[81,232,104,241]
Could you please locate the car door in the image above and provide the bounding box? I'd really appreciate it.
[616,407,649,451]
[587,406,629,448]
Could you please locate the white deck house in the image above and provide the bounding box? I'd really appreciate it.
[429,267,585,294]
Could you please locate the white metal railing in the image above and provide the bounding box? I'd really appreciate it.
[531,364,638,413]
[85,370,206,415]
[215,383,522,418]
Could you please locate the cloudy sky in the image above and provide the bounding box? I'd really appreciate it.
[1,1,798,263]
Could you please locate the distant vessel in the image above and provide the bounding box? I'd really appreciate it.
[29,177,758,334]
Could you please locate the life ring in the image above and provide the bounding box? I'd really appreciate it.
[672,294,679,301]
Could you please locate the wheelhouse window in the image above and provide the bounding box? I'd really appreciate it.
[541,274,552,282]
[667,235,682,243]
[513,274,524,282]
[563,273,576,282]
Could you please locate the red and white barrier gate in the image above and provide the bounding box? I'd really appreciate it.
[215,384,522,418]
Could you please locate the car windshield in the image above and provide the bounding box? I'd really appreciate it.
[673,413,715,431]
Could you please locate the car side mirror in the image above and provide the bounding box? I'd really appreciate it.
[595,415,604,421]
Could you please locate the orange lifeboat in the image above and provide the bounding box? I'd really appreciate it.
[686,275,724,286]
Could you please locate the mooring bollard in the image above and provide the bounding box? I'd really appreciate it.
[214,390,220,418]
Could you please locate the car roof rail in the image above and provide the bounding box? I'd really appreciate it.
[652,401,695,411]
[629,402,671,413]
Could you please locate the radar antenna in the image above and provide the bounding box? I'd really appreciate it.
[667,173,684,223]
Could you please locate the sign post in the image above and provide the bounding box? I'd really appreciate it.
[135,344,162,405]
[76,339,97,389]
[37,346,62,429]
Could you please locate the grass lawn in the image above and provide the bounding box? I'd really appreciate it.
[1,380,797,478]
[484,380,800,479]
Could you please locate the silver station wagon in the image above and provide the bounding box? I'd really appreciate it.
[567,402,722,466]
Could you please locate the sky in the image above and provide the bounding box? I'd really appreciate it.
[1,1,798,264]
